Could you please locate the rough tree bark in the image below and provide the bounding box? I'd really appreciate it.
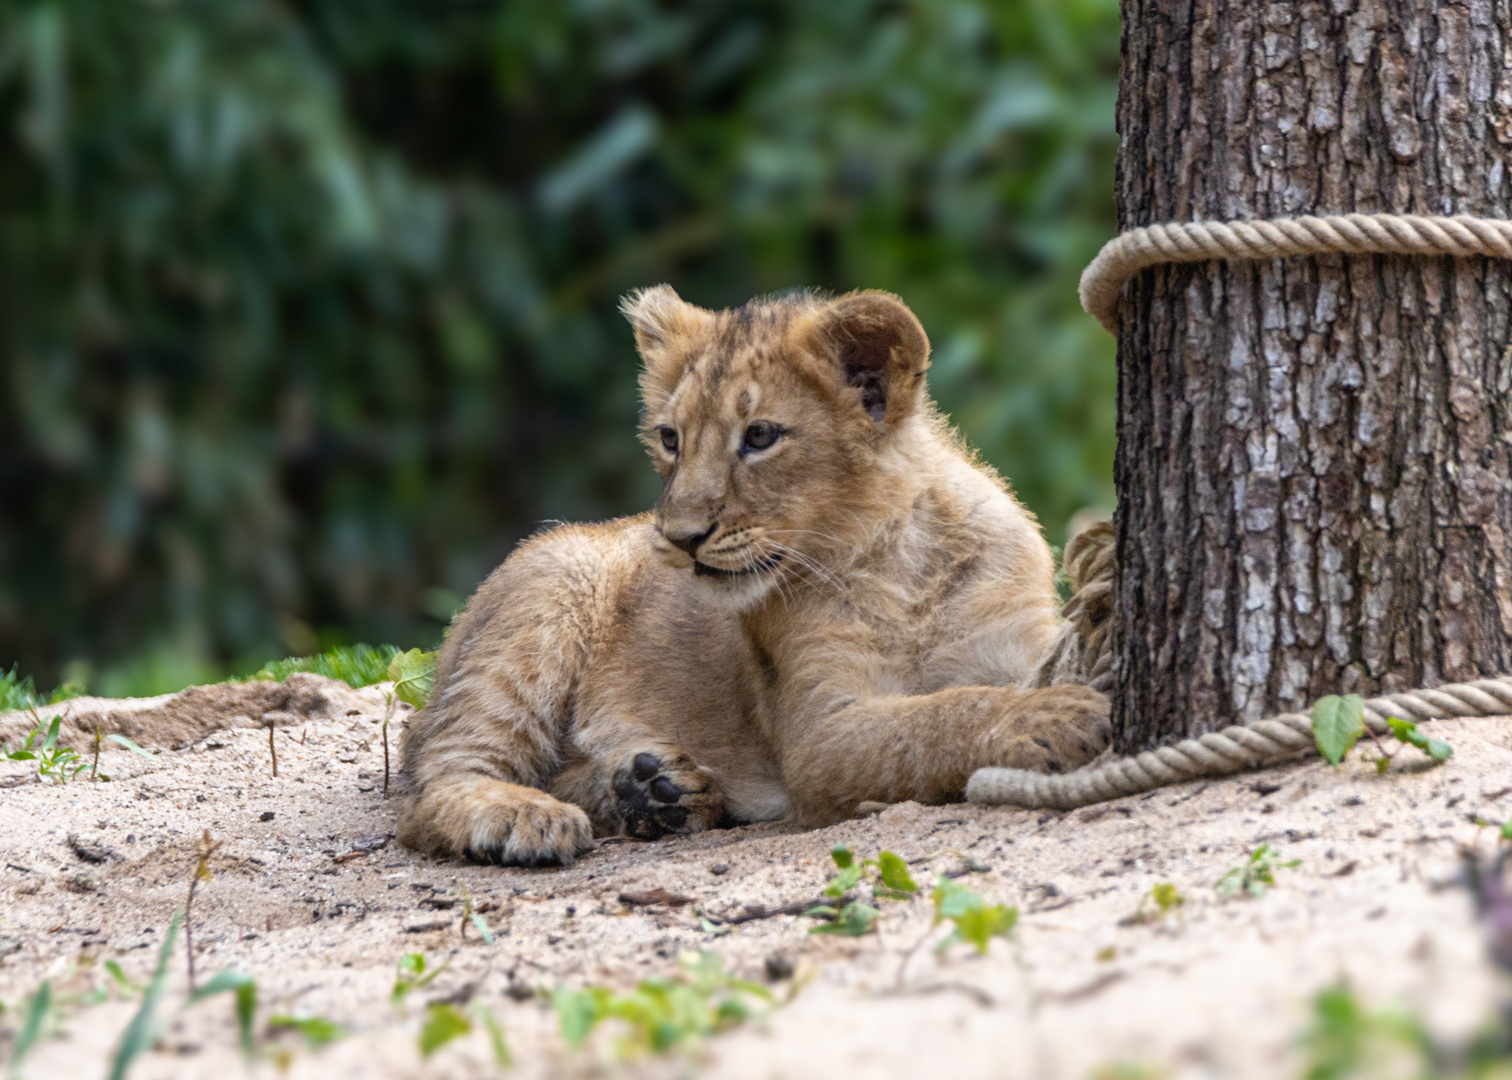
[1112,0,1512,752]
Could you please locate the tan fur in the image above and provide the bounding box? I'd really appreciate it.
[398,289,1110,865]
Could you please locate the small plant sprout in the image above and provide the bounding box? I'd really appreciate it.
[266,1014,344,1048]
[1131,882,1186,925]
[804,846,918,937]
[551,951,772,1058]
[1384,717,1453,766]
[107,909,182,1080]
[419,1003,471,1059]
[931,878,1018,954]
[183,831,221,992]
[2,710,90,783]
[1215,845,1299,900]
[459,882,494,943]
[2,706,155,789]
[477,1004,512,1067]
[6,981,51,1080]
[1300,983,1436,1080]
[391,952,451,1007]
[104,960,139,997]
[186,970,258,1060]
[1310,694,1453,773]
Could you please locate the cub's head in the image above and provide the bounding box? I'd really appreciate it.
[622,286,931,607]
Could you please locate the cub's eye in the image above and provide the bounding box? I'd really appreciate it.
[741,420,782,453]
[658,426,679,454]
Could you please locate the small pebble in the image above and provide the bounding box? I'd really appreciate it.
[259,811,275,822]
[765,953,795,982]
[710,863,729,876]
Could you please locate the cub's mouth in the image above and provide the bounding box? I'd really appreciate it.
[692,553,783,579]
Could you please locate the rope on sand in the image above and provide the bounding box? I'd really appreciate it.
[970,669,1512,812]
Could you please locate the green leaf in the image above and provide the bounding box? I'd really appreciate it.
[387,649,437,710]
[39,716,60,754]
[1150,883,1184,913]
[552,986,609,1047]
[1387,717,1453,764]
[876,851,918,895]
[829,845,854,870]
[8,980,50,1080]
[419,1003,472,1059]
[932,878,985,922]
[188,970,257,1059]
[1386,717,1424,746]
[107,909,181,1080]
[468,912,495,945]
[104,960,136,994]
[808,901,878,937]
[476,1005,511,1067]
[822,862,864,899]
[105,734,157,759]
[1311,695,1365,767]
[947,903,1018,954]
[698,916,732,937]
[1500,821,1512,841]
[268,1014,343,1047]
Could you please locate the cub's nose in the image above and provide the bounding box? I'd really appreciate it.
[663,521,717,557]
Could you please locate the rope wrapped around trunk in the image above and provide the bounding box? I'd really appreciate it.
[1078,212,1512,333]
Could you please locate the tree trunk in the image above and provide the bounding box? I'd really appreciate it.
[1112,0,1512,753]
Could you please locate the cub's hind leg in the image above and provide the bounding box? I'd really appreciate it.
[398,525,627,866]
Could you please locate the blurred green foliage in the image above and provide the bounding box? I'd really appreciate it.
[0,0,1118,694]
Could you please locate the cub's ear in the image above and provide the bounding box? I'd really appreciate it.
[808,291,930,425]
[620,285,715,397]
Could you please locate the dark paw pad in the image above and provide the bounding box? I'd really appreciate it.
[613,752,702,839]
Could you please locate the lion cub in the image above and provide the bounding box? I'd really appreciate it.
[398,288,1111,864]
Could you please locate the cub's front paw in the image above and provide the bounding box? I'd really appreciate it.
[398,778,594,867]
[612,751,723,840]
[995,685,1112,774]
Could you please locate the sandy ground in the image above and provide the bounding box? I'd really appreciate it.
[1,676,1510,1080]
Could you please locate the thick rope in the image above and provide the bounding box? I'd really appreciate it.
[1078,212,1512,333]
[968,675,1512,809]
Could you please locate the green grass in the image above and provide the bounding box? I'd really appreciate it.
[241,644,401,691]
[0,667,85,713]
[1,644,414,712]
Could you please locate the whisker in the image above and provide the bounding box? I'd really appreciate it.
[760,540,847,594]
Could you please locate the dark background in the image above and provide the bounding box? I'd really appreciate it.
[0,0,1118,696]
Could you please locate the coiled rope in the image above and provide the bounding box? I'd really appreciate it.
[969,212,1512,809]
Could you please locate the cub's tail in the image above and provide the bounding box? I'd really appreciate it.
[1031,520,1114,692]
